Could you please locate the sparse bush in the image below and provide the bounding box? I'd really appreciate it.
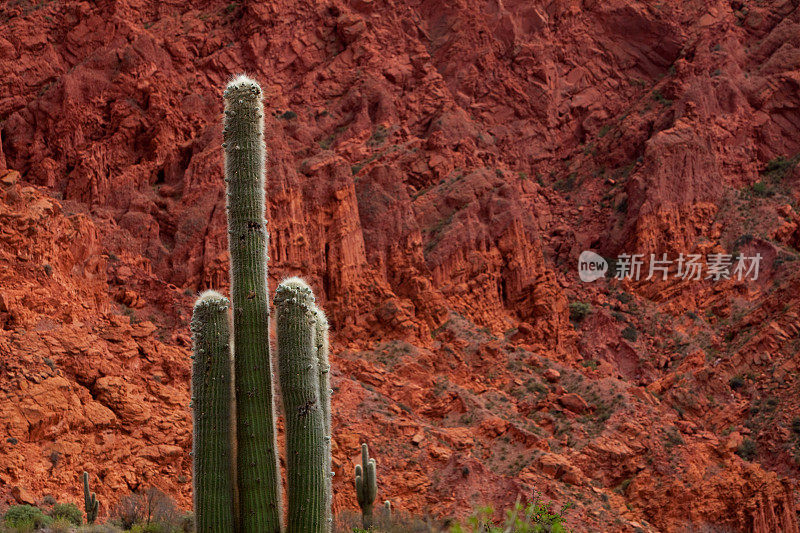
[750,181,772,197]
[112,488,178,532]
[569,302,592,322]
[114,494,142,529]
[176,513,194,533]
[48,517,74,533]
[338,497,574,532]
[664,427,684,448]
[553,172,577,192]
[728,375,745,390]
[736,438,757,461]
[763,155,799,182]
[76,525,124,533]
[334,507,439,532]
[140,488,177,527]
[451,493,573,532]
[651,90,672,106]
[51,503,82,526]
[621,326,638,342]
[42,496,57,507]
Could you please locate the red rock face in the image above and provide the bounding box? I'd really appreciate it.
[1,0,799,531]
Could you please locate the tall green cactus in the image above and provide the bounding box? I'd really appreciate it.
[275,279,329,532]
[355,443,378,529]
[189,75,333,533]
[190,291,235,532]
[223,75,282,532]
[82,471,99,525]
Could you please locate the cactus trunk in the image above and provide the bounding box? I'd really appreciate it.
[190,291,235,532]
[275,279,329,533]
[223,75,282,533]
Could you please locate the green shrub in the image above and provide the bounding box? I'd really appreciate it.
[750,181,772,197]
[569,301,592,322]
[763,155,799,182]
[728,375,745,390]
[51,502,82,525]
[621,326,638,342]
[736,438,757,461]
[553,172,578,192]
[136,523,169,533]
[2,519,35,533]
[177,513,194,533]
[3,505,52,533]
[651,90,672,106]
[3,505,52,530]
[450,493,573,532]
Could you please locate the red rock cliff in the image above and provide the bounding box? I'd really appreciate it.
[1,0,799,531]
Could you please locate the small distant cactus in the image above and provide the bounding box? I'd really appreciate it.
[82,471,99,525]
[189,75,332,533]
[383,500,391,522]
[355,443,378,529]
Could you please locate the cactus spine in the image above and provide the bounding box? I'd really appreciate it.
[223,75,282,532]
[82,471,99,525]
[275,279,330,532]
[190,291,235,532]
[355,443,378,529]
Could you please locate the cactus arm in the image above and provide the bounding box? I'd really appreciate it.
[275,278,328,533]
[361,443,369,474]
[223,75,282,533]
[366,459,377,502]
[83,471,89,506]
[355,466,364,505]
[190,291,236,532]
